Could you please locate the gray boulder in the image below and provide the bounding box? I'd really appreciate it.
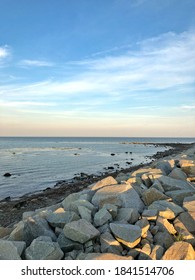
[63,219,100,244]
[148,200,184,219]
[100,232,123,254]
[94,208,112,227]
[46,211,79,228]
[57,232,83,253]
[89,176,118,191]
[110,223,142,248]
[0,240,21,260]
[92,183,145,212]
[25,236,64,260]
[23,216,56,246]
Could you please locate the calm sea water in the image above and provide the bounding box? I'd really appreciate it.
[0,137,194,199]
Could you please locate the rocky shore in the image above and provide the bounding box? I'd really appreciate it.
[0,142,195,260]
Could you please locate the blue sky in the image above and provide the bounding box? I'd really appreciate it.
[0,0,195,137]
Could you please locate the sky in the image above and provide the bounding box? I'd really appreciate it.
[0,0,195,137]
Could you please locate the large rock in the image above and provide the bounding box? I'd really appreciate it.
[154,231,174,250]
[25,236,64,260]
[110,223,142,248]
[149,245,164,260]
[0,240,21,260]
[89,176,118,191]
[115,208,140,223]
[100,232,123,254]
[183,195,195,220]
[142,188,169,206]
[92,183,145,212]
[162,241,195,260]
[57,232,83,253]
[157,175,195,192]
[165,190,195,206]
[156,216,177,235]
[8,221,24,241]
[94,208,112,227]
[23,216,56,246]
[176,212,195,234]
[148,200,184,219]
[152,159,175,175]
[46,211,79,228]
[179,159,195,177]
[173,217,195,246]
[168,167,187,180]
[63,219,100,244]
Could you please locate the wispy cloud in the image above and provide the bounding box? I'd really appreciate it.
[1,30,195,128]
[20,59,53,67]
[0,45,11,66]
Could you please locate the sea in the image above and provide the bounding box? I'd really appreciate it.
[0,137,194,200]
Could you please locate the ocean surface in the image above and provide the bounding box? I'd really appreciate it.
[0,137,194,199]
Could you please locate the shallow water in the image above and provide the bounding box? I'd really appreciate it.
[0,137,194,199]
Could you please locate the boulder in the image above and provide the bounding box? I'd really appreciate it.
[153,231,174,250]
[78,206,92,223]
[142,209,158,221]
[157,175,195,192]
[135,218,150,237]
[8,221,24,241]
[179,159,195,177]
[141,187,169,206]
[57,232,83,253]
[89,176,118,191]
[183,195,195,220]
[148,200,184,219]
[100,232,123,254]
[173,217,195,246]
[102,204,118,219]
[138,243,152,260]
[149,245,164,260]
[92,183,145,212]
[162,241,195,260]
[94,208,112,227]
[168,167,187,180]
[63,219,100,244]
[115,208,140,223]
[46,211,79,228]
[23,216,56,246]
[152,159,175,175]
[176,212,195,234]
[25,236,64,260]
[165,190,195,206]
[0,240,21,260]
[156,216,177,235]
[110,223,142,248]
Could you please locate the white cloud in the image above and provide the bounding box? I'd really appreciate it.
[0,46,10,65]
[20,59,53,67]
[1,30,195,123]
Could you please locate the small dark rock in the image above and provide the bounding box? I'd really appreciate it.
[107,166,114,170]
[3,173,12,177]
[110,153,115,156]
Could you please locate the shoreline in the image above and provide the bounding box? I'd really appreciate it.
[0,142,194,227]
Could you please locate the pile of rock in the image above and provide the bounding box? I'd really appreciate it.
[0,150,195,260]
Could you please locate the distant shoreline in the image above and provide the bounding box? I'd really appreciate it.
[0,142,194,227]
